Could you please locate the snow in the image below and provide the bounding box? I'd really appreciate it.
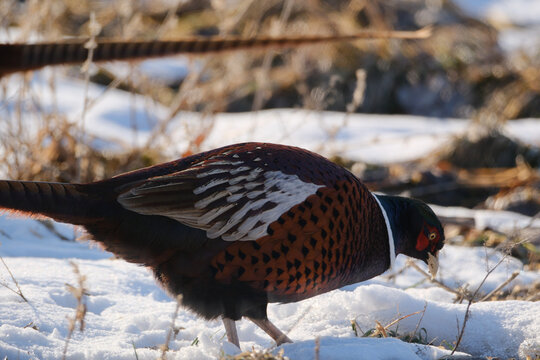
[452,0,540,55]
[102,56,194,85]
[2,73,539,169]
[431,205,540,234]
[0,212,539,359]
[453,0,540,26]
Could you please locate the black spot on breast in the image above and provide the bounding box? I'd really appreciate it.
[238,266,245,277]
[286,261,293,271]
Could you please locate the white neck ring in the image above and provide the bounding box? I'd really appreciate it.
[372,193,396,269]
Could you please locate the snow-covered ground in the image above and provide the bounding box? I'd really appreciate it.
[2,73,539,168]
[453,0,540,27]
[453,0,540,55]
[0,213,538,360]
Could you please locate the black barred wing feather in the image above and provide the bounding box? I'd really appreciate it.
[117,158,323,241]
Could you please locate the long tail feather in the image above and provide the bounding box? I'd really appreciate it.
[0,180,95,224]
[0,28,431,77]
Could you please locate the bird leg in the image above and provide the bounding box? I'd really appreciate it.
[248,317,292,345]
[222,317,240,348]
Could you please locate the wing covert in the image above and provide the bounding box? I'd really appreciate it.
[118,159,323,241]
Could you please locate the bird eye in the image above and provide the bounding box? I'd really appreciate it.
[429,232,437,240]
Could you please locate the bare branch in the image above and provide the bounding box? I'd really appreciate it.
[160,295,182,360]
[0,255,28,302]
[479,270,520,302]
[451,252,510,355]
[407,260,468,300]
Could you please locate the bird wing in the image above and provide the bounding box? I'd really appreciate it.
[117,158,323,241]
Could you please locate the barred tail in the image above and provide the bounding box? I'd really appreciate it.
[0,28,431,77]
[0,180,95,225]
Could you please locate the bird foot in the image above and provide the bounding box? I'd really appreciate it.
[222,317,240,348]
[248,317,292,346]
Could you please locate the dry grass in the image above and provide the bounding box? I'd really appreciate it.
[2,0,537,182]
[0,251,28,303]
[62,261,88,360]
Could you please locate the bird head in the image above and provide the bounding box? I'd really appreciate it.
[377,195,445,278]
[401,198,444,278]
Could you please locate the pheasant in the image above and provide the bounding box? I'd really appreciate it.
[0,142,444,347]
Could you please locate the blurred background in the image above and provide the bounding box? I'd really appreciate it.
[0,0,539,277]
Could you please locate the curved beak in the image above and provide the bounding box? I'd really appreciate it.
[427,252,439,279]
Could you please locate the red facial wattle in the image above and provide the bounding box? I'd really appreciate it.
[416,223,439,252]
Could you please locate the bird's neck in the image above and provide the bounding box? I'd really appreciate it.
[372,194,411,262]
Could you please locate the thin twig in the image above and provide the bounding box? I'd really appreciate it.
[0,255,28,302]
[382,310,424,332]
[160,295,182,360]
[62,261,88,360]
[76,11,100,182]
[451,251,509,355]
[412,302,428,337]
[479,270,520,302]
[407,260,468,300]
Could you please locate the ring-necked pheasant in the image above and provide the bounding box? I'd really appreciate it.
[0,142,444,347]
